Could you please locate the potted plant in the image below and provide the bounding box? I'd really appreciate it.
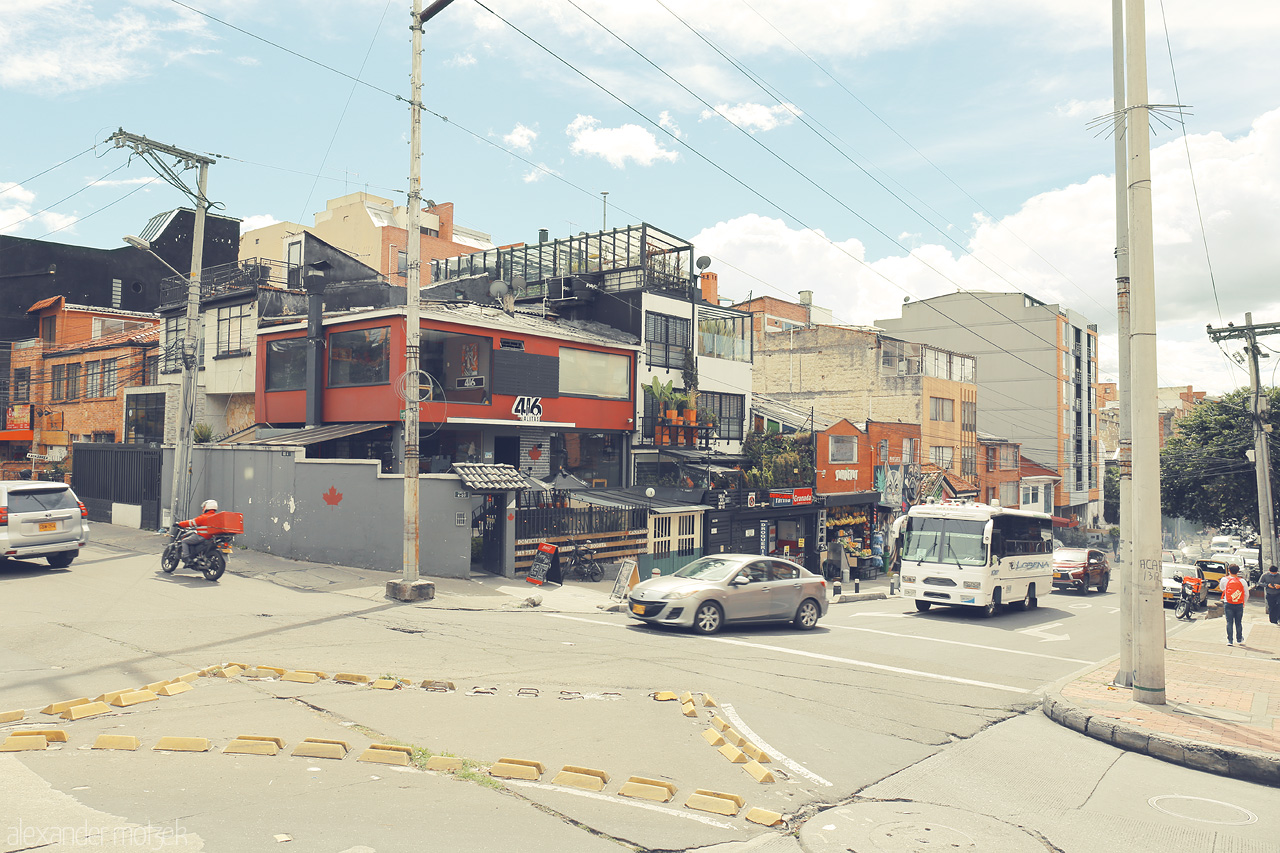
[698,407,718,430]
[643,378,675,444]
[681,350,699,422]
[671,392,689,425]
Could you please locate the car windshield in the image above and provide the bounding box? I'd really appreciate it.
[902,517,987,566]
[1162,564,1184,580]
[1055,549,1088,562]
[672,557,743,582]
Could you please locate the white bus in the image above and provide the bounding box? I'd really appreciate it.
[894,500,1054,616]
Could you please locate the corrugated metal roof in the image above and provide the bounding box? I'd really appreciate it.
[239,422,387,446]
[451,462,528,492]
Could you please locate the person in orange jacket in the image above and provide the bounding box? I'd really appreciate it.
[176,499,219,564]
[1221,564,1248,646]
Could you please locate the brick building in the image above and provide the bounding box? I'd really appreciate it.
[977,433,1023,508]
[3,297,160,477]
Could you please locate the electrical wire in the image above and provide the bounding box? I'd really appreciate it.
[1,147,97,196]
[0,162,128,231]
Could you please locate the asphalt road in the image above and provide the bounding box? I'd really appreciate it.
[1,539,1275,852]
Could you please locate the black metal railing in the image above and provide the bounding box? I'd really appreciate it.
[515,504,647,541]
[159,258,293,307]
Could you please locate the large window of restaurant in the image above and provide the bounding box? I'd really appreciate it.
[552,432,624,487]
[421,329,491,404]
[265,338,307,391]
[559,348,628,399]
[125,393,165,444]
[328,327,390,387]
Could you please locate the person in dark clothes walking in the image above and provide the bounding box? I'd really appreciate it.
[1261,565,1280,625]
[1221,565,1248,646]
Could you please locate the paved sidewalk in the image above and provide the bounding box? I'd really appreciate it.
[1043,600,1280,786]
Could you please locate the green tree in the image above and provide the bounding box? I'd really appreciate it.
[742,430,815,489]
[1103,462,1119,525]
[1159,387,1280,529]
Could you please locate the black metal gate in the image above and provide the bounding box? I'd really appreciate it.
[70,443,162,530]
[472,494,506,575]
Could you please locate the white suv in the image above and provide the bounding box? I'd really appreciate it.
[0,480,90,568]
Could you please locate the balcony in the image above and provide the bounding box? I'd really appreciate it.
[159,257,293,309]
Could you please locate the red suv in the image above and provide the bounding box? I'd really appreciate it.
[1052,548,1111,593]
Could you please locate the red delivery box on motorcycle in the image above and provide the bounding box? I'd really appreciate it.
[204,511,244,535]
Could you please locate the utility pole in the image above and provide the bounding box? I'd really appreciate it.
[601,191,609,230]
[109,129,213,529]
[1207,315,1280,571]
[1124,0,1166,705]
[388,0,454,603]
[1111,0,1135,688]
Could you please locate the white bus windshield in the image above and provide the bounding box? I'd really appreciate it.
[903,517,987,566]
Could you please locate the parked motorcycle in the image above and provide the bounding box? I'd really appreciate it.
[1173,575,1200,621]
[161,527,235,582]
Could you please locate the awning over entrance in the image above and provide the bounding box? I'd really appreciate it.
[0,429,34,441]
[237,422,386,446]
[452,462,528,492]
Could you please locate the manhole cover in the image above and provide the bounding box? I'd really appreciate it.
[799,802,1047,853]
[1148,795,1257,825]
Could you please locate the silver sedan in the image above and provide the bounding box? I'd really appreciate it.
[626,554,829,634]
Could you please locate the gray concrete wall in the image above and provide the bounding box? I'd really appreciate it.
[176,445,473,578]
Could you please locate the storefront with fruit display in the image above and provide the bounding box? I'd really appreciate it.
[702,487,825,574]
[823,491,889,580]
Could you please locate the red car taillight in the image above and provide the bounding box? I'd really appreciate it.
[0,507,7,526]
[78,501,88,519]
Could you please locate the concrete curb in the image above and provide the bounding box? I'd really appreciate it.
[1041,689,1280,787]
[831,592,888,604]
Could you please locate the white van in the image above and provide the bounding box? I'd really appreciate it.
[1209,535,1242,554]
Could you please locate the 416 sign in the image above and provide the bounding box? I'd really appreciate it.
[512,396,543,422]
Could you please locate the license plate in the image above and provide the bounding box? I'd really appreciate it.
[631,603,644,615]
[1053,572,1062,579]
[219,544,233,554]
[38,521,56,532]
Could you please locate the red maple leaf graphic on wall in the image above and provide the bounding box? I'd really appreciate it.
[323,486,343,506]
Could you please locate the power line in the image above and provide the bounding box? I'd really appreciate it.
[0,147,97,196]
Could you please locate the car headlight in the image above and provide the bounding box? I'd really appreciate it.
[662,589,699,601]
[901,576,915,584]
[963,581,981,589]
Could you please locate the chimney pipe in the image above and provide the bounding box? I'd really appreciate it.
[700,271,719,305]
[538,228,549,244]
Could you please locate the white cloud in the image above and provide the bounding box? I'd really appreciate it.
[1055,98,1113,120]
[87,177,159,188]
[0,3,210,93]
[446,52,477,68]
[700,102,800,134]
[239,214,282,234]
[523,163,559,183]
[503,123,538,152]
[658,111,684,139]
[694,107,1280,396]
[565,115,679,168]
[0,183,77,235]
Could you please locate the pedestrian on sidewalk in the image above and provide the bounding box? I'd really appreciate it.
[1262,565,1280,624]
[1221,565,1248,645]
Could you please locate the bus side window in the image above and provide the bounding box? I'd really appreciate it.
[991,531,1005,559]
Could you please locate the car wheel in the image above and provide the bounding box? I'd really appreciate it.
[46,551,76,569]
[202,552,226,582]
[161,544,180,574]
[793,599,820,630]
[980,592,1001,618]
[914,600,932,612]
[1079,579,1090,594]
[1011,587,1033,611]
[1097,572,1110,593]
[692,602,723,635]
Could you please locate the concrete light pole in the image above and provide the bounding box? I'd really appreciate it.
[1124,0,1166,705]
[109,130,213,530]
[388,0,455,603]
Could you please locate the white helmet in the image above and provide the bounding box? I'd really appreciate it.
[202,499,219,512]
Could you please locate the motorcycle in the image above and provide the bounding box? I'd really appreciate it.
[1173,575,1201,621]
[161,527,235,582]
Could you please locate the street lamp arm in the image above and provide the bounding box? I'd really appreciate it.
[123,235,186,279]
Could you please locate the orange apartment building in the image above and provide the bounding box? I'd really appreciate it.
[3,297,159,478]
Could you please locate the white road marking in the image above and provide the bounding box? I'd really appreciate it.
[719,703,832,787]
[1067,603,1092,609]
[704,637,1032,694]
[1105,607,1120,614]
[825,624,1091,664]
[1017,622,1071,642]
[846,612,908,618]
[504,780,735,829]
[544,614,618,627]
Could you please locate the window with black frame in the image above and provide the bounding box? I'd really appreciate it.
[12,368,29,402]
[217,302,252,355]
[328,327,390,387]
[645,312,691,369]
[265,338,308,391]
[125,392,165,444]
[420,329,491,404]
[698,390,744,440]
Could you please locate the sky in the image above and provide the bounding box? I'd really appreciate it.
[3,0,1280,399]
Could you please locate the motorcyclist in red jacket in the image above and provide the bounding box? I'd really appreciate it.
[176,499,219,563]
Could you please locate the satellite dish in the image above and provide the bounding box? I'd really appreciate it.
[489,280,510,298]
[904,296,911,303]
[512,274,526,293]
[424,199,437,209]
[696,255,711,271]
[645,487,656,498]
